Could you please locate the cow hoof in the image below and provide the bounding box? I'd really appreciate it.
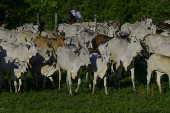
[69,93,72,96]
[92,94,94,96]
[106,94,108,96]
[58,90,61,93]
[74,90,77,93]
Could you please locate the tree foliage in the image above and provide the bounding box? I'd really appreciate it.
[0,0,170,30]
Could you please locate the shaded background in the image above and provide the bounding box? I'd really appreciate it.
[0,0,169,30]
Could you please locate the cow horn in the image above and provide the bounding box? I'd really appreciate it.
[25,37,27,42]
[85,41,90,47]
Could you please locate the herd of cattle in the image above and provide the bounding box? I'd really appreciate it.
[0,18,170,95]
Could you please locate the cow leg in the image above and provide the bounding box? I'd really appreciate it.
[104,75,108,95]
[117,66,122,89]
[74,70,81,93]
[98,77,100,84]
[8,75,13,93]
[24,72,27,90]
[43,76,46,89]
[114,70,118,88]
[48,76,55,89]
[156,71,162,94]
[67,71,72,95]
[85,72,88,84]
[168,73,170,93]
[31,72,37,86]
[3,78,6,87]
[0,71,4,92]
[35,74,39,87]
[12,76,17,93]
[147,70,152,93]
[58,68,61,92]
[18,78,22,92]
[92,73,97,95]
[66,75,69,93]
[31,72,36,86]
[109,62,114,87]
[130,68,136,92]
[88,72,92,91]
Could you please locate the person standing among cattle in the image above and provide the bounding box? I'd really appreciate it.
[71,6,84,23]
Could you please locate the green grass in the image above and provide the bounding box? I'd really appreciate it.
[0,60,170,113]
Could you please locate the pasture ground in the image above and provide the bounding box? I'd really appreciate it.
[0,60,170,113]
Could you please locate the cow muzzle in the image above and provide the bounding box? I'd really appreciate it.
[36,53,39,56]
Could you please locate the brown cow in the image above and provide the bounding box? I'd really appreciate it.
[92,34,113,50]
[33,35,66,54]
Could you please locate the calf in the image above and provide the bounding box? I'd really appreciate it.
[86,53,110,95]
[0,57,28,93]
[147,53,170,94]
[31,61,60,89]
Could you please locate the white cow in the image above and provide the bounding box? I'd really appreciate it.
[17,31,39,44]
[57,42,91,95]
[86,53,110,95]
[0,29,18,44]
[155,43,170,56]
[0,39,38,63]
[121,19,156,40]
[64,25,82,37]
[143,34,170,53]
[146,53,170,94]
[31,61,60,89]
[40,29,56,38]
[99,36,143,91]
[78,28,98,44]
[0,57,28,93]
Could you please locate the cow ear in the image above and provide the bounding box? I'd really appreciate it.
[31,37,33,41]
[53,64,56,68]
[25,37,27,42]
[47,41,52,48]
[14,58,20,66]
[34,44,38,47]
[85,41,90,47]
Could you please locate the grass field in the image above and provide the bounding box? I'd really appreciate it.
[0,60,170,113]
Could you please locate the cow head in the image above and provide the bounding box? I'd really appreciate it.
[98,41,111,64]
[128,36,143,57]
[140,41,149,59]
[25,41,38,59]
[145,18,153,26]
[56,35,66,47]
[77,40,91,66]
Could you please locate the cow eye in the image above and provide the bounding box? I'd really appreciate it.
[83,53,86,55]
[134,41,136,42]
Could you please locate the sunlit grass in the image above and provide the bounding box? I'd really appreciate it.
[0,60,170,112]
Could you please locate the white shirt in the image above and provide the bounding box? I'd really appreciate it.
[71,10,82,22]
